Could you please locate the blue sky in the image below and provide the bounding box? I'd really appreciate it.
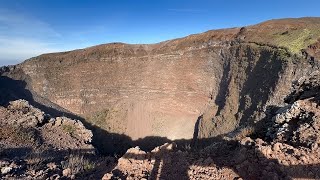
[0,0,319,65]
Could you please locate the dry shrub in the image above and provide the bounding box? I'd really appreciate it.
[62,154,96,175]
[233,126,255,140]
[0,144,3,157]
[26,149,53,171]
[0,125,41,145]
[62,124,76,136]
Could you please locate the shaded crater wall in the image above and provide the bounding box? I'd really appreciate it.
[198,44,319,138]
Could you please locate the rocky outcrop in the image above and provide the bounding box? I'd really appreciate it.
[5,99,46,127]
[102,147,152,179]
[285,71,320,103]
[0,99,94,150]
[267,71,320,149]
[41,116,93,150]
[0,99,97,179]
[103,143,178,179]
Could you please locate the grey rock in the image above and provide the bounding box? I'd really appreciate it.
[1,166,12,175]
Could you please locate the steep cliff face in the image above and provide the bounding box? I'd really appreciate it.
[197,44,317,138]
[5,30,239,140]
[1,18,320,141]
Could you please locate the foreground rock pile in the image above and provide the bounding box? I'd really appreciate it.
[104,71,320,180]
[0,100,94,151]
[0,100,97,179]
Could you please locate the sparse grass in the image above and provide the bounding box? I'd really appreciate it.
[233,126,255,141]
[0,144,3,157]
[62,124,76,136]
[25,149,53,171]
[274,28,320,54]
[246,22,320,55]
[62,154,96,175]
[0,125,41,145]
[87,107,127,134]
[183,143,192,151]
[88,109,109,127]
[250,27,320,55]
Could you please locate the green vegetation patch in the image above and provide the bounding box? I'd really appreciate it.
[274,28,320,54]
[87,109,109,128]
[86,106,127,135]
[62,124,77,136]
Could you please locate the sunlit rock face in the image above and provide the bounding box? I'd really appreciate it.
[18,40,228,140]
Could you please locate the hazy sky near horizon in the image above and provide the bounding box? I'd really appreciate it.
[0,0,319,65]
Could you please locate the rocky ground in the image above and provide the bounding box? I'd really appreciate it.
[103,71,320,180]
[0,100,115,179]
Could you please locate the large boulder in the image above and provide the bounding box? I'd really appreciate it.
[6,99,46,127]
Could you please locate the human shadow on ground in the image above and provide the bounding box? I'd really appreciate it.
[2,134,320,180]
[120,136,320,180]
